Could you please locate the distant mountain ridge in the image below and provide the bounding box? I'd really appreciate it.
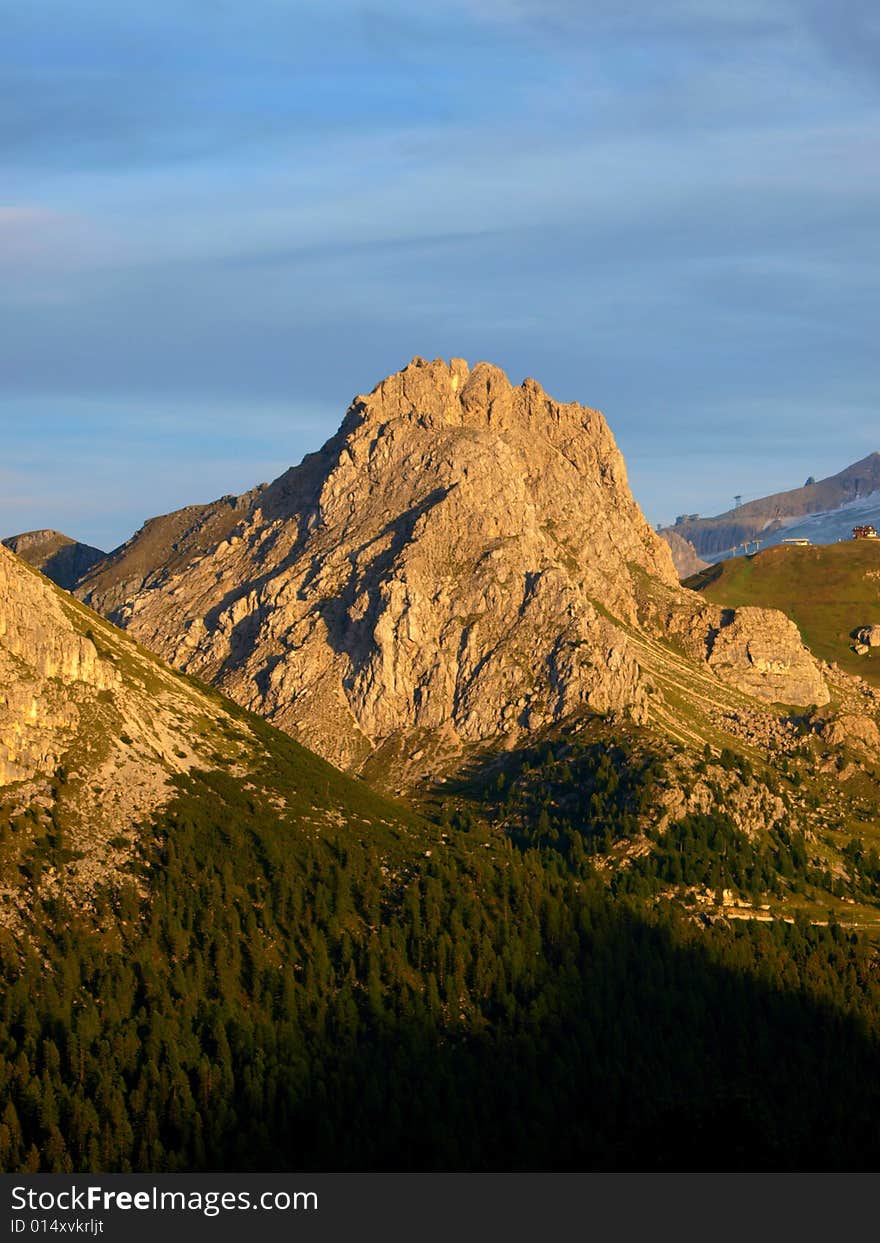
[663,452,880,560]
[659,529,709,579]
[3,529,105,590]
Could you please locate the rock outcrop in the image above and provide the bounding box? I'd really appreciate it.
[0,543,266,907]
[0,544,118,784]
[820,713,880,753]
[856,625,880,649]
[706,607,830,707]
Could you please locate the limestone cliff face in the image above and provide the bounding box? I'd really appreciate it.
[73,357,830,772]
[0,544,118,784]
[659,597,830,709]
[706,607,830,707]
[0,542,274,917]
[78,358,678,770]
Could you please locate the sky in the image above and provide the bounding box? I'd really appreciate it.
[1,0,878,551]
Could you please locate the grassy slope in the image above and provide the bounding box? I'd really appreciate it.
[686,541,880,687]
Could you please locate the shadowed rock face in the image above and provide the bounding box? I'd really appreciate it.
[2,530,105,591]
[70,357,830,773]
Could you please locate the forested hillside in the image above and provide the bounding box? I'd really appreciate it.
[4,718,880,1172]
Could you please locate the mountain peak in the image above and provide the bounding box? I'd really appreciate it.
[357,356,589,438]
[68,359,830,781]
[3,529,106,591]
[73,359,678,773]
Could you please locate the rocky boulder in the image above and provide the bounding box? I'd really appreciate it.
[820,713,880,753]
[856,625,880,648]
[706,607,830,707]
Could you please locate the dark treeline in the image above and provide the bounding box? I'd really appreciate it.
[2,739,880,1172]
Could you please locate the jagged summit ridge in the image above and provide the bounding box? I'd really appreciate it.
[304,357,678,612]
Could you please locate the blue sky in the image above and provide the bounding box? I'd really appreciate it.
[1,0,878,550]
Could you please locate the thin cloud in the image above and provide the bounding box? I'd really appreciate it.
[1,0,878,539]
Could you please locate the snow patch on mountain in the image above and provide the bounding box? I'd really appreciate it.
[706,493,880,562]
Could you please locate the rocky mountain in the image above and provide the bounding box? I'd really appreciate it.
[744,490,880,552]
[71,357,832,781]
[0,540,392,923]
[663,452,880,560]
[3,529,105,591]
[0,543,117,790]
[7,541,880,1174]
[0,539,262,912]
[659,529,709,579]
[7,372,880,1177]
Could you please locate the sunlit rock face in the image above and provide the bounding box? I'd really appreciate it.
[0,543,119,784]
[706,607,830,708]
[76,358,679,770]
[73,357,828,774]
